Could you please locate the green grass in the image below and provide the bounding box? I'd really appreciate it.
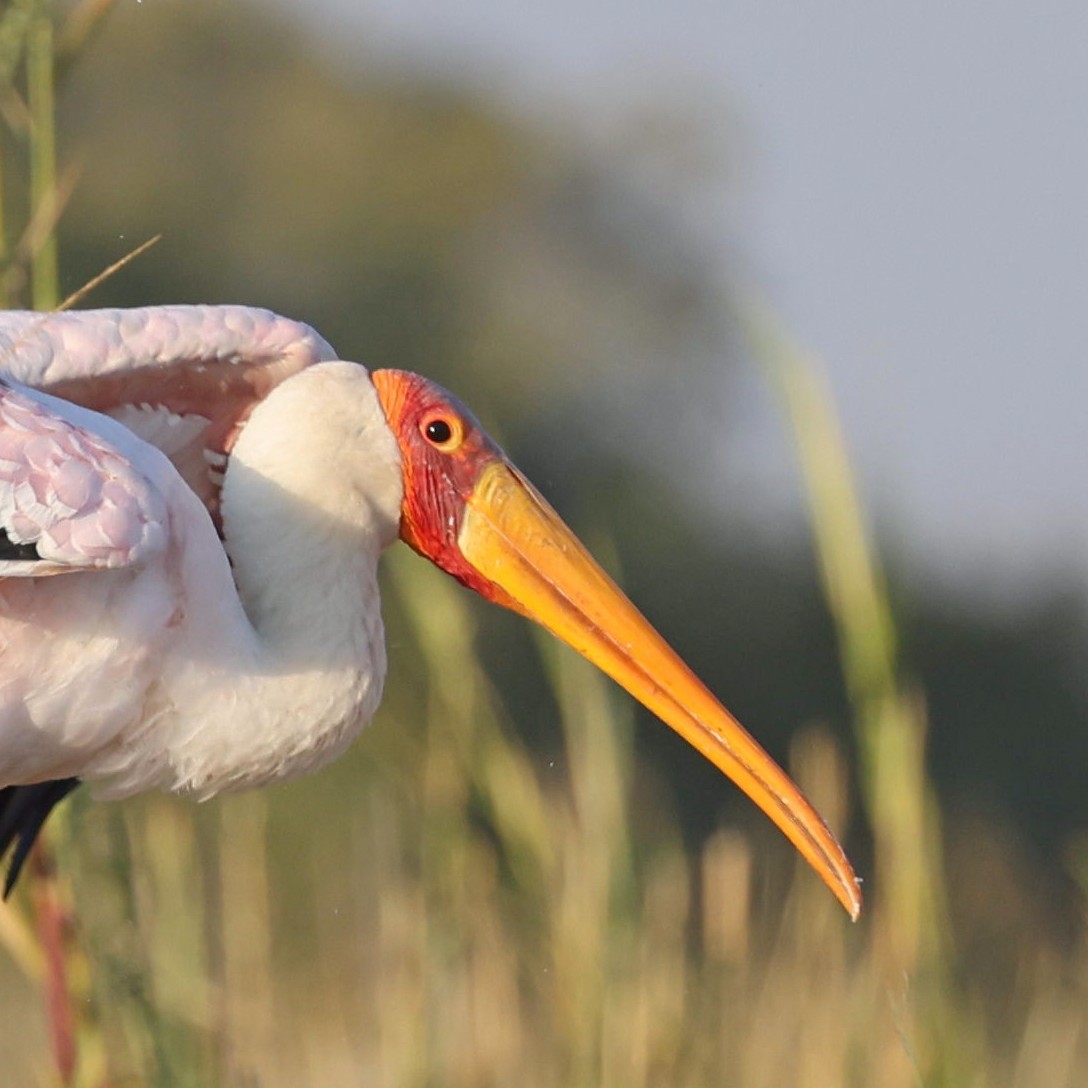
[3,404,1087,1084]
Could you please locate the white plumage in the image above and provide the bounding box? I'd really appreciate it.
[0,307,401,797]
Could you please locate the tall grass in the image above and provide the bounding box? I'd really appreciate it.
[10,543,1087,1087]
[3,6,1088,1087]
[1,5,107,1086]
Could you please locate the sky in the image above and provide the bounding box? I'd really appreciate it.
[272,0,1088,597]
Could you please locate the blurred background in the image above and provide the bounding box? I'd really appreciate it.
[1,1,1086,1084]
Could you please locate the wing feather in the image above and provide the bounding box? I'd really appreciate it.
[0,304,335,388]
[0,380,167,575]
[0,304,341,527]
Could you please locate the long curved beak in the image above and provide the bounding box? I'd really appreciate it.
[460,460,861,919]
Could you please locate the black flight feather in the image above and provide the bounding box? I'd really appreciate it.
[0,778,80,895]
[0,527,41,562]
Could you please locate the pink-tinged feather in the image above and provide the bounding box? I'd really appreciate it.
[0,381,167,569]
[48,460,97,514]
[0,305,335,389]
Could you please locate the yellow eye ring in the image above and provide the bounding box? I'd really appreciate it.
[420,412,463,452]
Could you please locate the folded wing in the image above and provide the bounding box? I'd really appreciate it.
[0,381,168,577]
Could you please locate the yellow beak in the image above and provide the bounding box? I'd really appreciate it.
[460,460,861,919]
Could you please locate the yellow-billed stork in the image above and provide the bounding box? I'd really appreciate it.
[0,306,860,917]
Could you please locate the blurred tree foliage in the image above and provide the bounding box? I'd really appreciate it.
[16,0,1088,933]
[54,1,723,434]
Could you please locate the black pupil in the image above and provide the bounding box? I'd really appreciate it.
[426,418,453,444]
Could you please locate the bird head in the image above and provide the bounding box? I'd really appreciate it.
[372,368,861,919]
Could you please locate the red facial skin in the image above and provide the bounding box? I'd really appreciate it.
[371,369,515,606]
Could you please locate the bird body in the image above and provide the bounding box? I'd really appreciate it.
[0,310,403,798]
[0,305,862,917]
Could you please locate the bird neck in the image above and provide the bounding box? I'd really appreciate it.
[218,362,404,668]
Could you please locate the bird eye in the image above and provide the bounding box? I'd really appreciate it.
[425,419,452,443]
[421,413,463,451]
